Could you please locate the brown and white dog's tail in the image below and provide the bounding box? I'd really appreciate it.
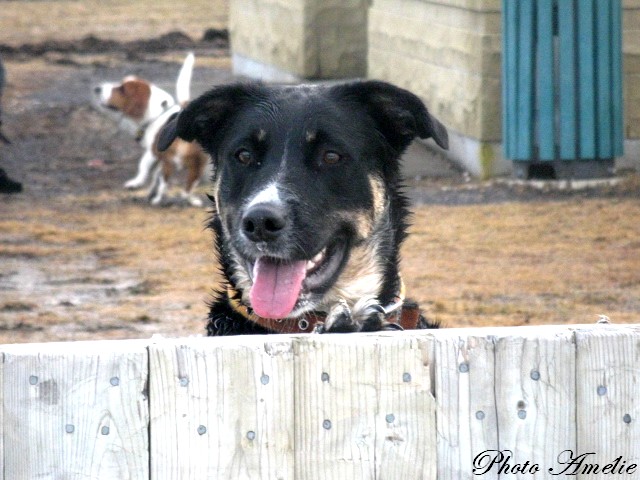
[176,52,195,107]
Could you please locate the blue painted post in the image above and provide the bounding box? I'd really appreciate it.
[536,0,555,160]
[558,0,577,160]
[516,0,534,160]
[577,0,596,159]
[502,0,517,159]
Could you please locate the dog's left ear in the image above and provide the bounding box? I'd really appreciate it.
[330,80,449,153]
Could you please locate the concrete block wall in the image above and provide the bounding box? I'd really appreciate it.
[229,0,369,81]
[368,0,506,178]
[624,1,640,137]
[621,0,640,170]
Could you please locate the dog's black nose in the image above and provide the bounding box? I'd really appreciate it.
[242,204,287,243]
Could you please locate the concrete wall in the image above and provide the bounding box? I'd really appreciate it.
[621,0,640,171]
[229,0,369,81]
[368,0,505,178]
[624,0,640,138]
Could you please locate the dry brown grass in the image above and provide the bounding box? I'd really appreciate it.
[403,198,640,327]
[3,191,640,344]
[0,0,228,46]
[1,193,220,343]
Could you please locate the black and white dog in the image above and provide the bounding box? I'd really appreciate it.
[158,80,448,335]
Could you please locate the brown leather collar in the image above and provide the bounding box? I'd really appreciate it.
[227,282,421,334]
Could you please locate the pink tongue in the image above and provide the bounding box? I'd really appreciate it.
[250,258,307,319]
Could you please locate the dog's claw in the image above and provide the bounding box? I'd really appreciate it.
[319,299,405,333]
[382,322,404,331]
[321,300,359,333]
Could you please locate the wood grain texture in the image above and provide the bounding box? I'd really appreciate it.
[494,330,576,479]
[434,331,498,480]
[575,325,640,479]
[149,336,295,480]
[0,324,638,479]
[293,335,379,480]
[1,340,149,479]
[293,332,436,480]
[374,334,436,479]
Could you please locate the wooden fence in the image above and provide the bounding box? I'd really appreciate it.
[1,323,639,479]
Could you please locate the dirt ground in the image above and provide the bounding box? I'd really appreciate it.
[1,2,640,344]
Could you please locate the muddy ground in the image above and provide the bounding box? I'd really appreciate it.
[1,34,640,344]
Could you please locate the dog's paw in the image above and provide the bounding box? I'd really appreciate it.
[316,300,356,333]
[124,178,145,189]
[316,297,404,333]
[183,193,203,208]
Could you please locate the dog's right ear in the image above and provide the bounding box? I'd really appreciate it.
[157,83,265,152]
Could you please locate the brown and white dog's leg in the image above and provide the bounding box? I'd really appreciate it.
[148,164,167,205]
[125,150,157,189]
[180,156,205,207]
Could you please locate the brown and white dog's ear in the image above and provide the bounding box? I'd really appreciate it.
[157,83,266,152]
[329,80,448,153]
[119,78,152,120]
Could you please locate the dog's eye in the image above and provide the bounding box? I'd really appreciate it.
[322,151,342,166]
[235,148,254,165]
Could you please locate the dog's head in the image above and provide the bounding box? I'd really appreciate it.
[93,76,174,123]
[158,81,448,320]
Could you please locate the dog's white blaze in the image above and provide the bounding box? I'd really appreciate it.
[246,183,282,209]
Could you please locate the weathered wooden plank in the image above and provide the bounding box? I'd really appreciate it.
[434,332,498,480]
[374,334,436,479]
[149,336,295,480]
[293,335,379,479]
[494,331,576,479]
[1,340,149,480]
[575,325,640,479]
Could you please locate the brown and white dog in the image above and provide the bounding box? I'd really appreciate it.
[94,53,209,206]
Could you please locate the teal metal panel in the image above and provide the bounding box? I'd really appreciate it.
[558,0,577,160]
[502,0,518,158]
[596,0,613,158]
[536,0,554,160]
[502,0,624,166]
[577,0,596,158]
[516,0,534,160]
